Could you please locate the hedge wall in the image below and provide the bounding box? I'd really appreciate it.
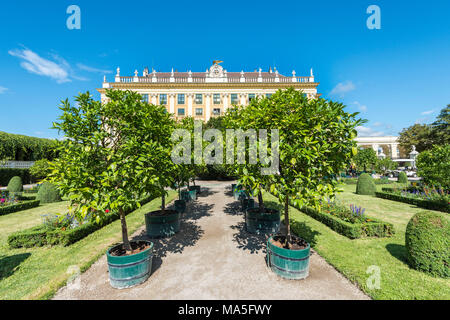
[376,192,449,213]
[8,194,157,248]
[0,131,58,161]
[292,204,395,239]
[0,168,33,186]
[0,200,41,216]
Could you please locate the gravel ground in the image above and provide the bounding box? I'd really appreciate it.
[53,180,369,300]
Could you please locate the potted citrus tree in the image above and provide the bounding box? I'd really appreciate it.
[254,88,362,279]
[50,89,174,288]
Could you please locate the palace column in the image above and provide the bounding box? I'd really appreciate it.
[372,144,379,155]
[168,93,175,114]
[205,93,212,122]
[222,93,229,112]
[390,143,399,159]
[187,93,193,117]
[150,93,158,105]
[239,93,246,105]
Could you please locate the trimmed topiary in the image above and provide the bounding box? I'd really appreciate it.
[356,173,376,196]
[405,211,449,278]
[36,182,61,204]
[7,176,23,193]
[398,171,408,184]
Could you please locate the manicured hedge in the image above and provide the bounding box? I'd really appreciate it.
[0,200,41,216]
[8,194,157,248]
[0,168,33,186]
[376,192,449,213]
[292,204,395,239]
[0,131,57,161]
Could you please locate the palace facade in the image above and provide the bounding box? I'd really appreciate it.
[97,62,320,122]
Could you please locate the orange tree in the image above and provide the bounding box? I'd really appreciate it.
[50,89,176,253]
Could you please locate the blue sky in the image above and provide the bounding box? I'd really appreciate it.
[0,0,449,139]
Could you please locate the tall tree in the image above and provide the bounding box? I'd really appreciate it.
[398,123,434,153]
[353,147,378,172]
[431,105,450,146]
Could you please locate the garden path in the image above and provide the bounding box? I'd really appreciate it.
[53,180,369,300]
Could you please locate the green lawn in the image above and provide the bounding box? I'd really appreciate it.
[0,191,177,300]
[263,184,450,300]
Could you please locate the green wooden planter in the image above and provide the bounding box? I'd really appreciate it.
[245,208,280,234]
[241,198,256,212]
[174,199,186,213]
[189,185,201,194]
[106,240,153,289]
[145,210,181,238]
[180,190,191,202]
[266,235,310,280]
[188,189,197,201]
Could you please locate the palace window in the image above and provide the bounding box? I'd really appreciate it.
[213,94,221,104]
[177,94,185,104]
[195,108,203,116]
[231,94,238,105]
[160,94,167,105]
[212,108,221,116]
[141,94,149,103]
[248,93,256,102]
[195,94,203,104]
[178,108,185,116]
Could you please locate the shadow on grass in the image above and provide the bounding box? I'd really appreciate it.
[0,253,31,281]
[386,243,408,264]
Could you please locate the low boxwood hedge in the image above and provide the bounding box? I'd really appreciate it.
[0,200,40,216]
[8,194,157,248]
[376,192,449,213]
[292,204,395,239]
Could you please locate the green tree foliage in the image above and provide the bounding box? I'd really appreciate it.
[405,211,449,278]
[431,105,450,146]
[0,131,57,161]
[50,90,176,253]
[7,176,23,193]
[375,157,398,175]
[353,147,377,172]
[398,171,408,184]
[36,181,62,204]
[398,123,434,153]
[29,159,51,180]
[236,88,363,245]
[416,145,450,189]
[356,173,376,195]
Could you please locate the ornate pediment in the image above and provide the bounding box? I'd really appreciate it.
[209,63,224,78]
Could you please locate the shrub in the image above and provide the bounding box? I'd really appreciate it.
[416,145,450,189]
[398,171,408,184]
[405,211,449,278]
[36,182,61,204]
[356,173,376,196]
[29,159,51,180]
[7,176,23,193]
[0,200,41,216]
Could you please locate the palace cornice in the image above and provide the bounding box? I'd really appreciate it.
[97,82,320,93]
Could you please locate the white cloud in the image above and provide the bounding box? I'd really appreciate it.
[352,101,367,112]
[77,63,113,74]
[0,86,7,94]
[9,48,71,83]
[330,81,355,96]
[421,109,435,115]
[356,125,385,137]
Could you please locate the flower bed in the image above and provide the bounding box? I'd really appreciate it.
[376,191,449,213]
[0,192,40,216]
[7,194,156,248]
[290,200,394,239]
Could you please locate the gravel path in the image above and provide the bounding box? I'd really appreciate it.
[53,180,369,300]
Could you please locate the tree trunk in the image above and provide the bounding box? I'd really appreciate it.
[119,208,132,253]
[285,196,291,246]
[161,192,166,212]
[258,186,265,213]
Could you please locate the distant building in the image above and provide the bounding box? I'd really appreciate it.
[98,61,319,122]
[355,136,401,159]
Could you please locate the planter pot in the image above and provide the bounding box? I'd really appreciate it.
[189,185,201,194]
[180,190,191,202]
[106,240,153,289]
[231,184,236,192]
[145,210,181,238]
[174,199,186,214]
[241,198,256,212]
[245,208,280,234]
[266,235,310,280]
[188,189,197,201]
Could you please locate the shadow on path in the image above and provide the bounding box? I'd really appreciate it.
[195,187,218,198]
[230,221,269,254]
[223,200,243,216]
[0,253,31,281]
